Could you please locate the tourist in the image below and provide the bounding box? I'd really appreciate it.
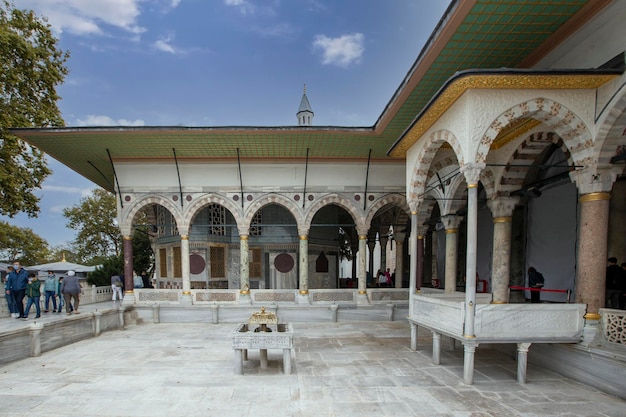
[23,273,41,319]
[133,270,143,289]
[376,269,385,287]
[527,267,544,303]
[7,261,28,319]
[111,274,123,302]
[61,270,81,315]
[3,266,18,318]
[43,270,58,313]
[384,268,392,287]
[56,276,65,313]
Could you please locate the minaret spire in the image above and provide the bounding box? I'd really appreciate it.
[297,84,314,126]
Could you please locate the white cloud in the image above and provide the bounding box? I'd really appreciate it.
[313,33,364,68]
[153,32,179,54]
[224,0,254,15]
[17,0,146,36]
[76,115,145,126]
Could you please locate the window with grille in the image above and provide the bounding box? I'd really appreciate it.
[156,206,179,237]
[250,248,262,277]
[157,206,166,237]
[159,248,167,277]
[210,246,225,278]
[250,210,262,236]
[173,246,182,277]
[207,204,226,236]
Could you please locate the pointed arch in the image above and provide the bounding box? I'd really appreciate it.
[119,194,183,234]
[364,194,410,230]
[182,193,244,233]
[408,129,465,209]
[415,197,438,235]
[594,84,626,166]
[303,194,363,233]
[243,193,304,234]
[477,97,592,167]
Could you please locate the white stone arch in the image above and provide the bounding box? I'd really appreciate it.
[594,84,626,166]
[119,194,183,235]
[477,97,593,167]
[408,129,465,210]
[415,197,438,235]
[303,193,364,234]
[181,193,244,235]
[243,193,304,234]
[364,194,410,230]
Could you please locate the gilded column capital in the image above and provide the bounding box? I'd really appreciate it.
[579,192,610,203]
[299,235,308,240]
[240,235,249,241]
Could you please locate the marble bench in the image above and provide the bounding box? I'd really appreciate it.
[232,323,294,374]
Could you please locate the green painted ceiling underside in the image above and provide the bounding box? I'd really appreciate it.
[14,0,592,191]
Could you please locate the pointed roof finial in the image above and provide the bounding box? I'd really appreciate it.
[304,83,306,94]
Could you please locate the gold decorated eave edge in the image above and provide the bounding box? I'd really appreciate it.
[387,68,622,158]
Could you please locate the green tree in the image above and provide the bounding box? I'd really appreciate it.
[0,1,69,217]
[63,188,120,261]
[87,255,123,287]
[0,220,49,264]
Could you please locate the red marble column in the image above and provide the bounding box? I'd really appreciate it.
[416,235,424,291]
[575,192,611,319]
[123,235,134,294]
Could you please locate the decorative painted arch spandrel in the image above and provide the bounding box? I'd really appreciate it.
[594,85,626,166]
[303,194,364,233]
[243,193,304,234]
[415,198,438,235]
[364,194,410,230]
[119,194,183,234]
[477,97,592,167]
[181,193,244,233]
[408,129,465,209]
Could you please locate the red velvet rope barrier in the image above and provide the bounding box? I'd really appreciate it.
[509,285,569,293]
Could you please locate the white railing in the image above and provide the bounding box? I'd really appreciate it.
[600,308,626,345]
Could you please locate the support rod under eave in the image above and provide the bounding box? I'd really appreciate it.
[172,148,183,208]
[105,149,124,209]
[302,148,309,209]
[88,160,115,192]
[363,149,372,211]
[237,148,244,209]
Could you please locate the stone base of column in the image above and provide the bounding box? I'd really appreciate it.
[122,291,136,306]
[180,291,193,306]
[357,290,369,305]
[579,316,601,347]
[296,291,311,304]
[238,291,252,305]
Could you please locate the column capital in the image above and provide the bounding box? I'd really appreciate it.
[240,234,249,241]
[460,163,485,186]
[487,196,519,218]
[393,232,405,242]
[441,214,462,230]
[569,165,620,195]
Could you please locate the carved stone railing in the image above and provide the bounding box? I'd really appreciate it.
[600,308,626,345]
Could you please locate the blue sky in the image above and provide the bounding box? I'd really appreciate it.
[6,0,449,249]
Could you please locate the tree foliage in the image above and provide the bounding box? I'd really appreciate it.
[0,220,49,264]
[87,255,123,287]
[0,1,69,217]
[64,188,120,261]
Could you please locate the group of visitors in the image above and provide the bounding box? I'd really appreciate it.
[606,257,626,309]
[376,268,394,287]
[3,261,82,319]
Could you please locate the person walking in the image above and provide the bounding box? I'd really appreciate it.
[23,273,41,319]
[55,276,64,313]
[111,274,123,302]
[7,261,29,319]
[527,267,544,303]
[61,271,81,315]
[43,270,58,313]
[3,266,18,318]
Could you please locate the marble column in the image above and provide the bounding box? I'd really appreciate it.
[409,213,418,318]
[123,235,134,298]
[367,238,376,285]
[357,233,369,304]
[441,215,461,293]
[239,235,250,302]
[394,232,405,288]
[298,234,310,303]
[379,235,388,272]
[461,164,483,339]
[417,234,424,291]
[180,232,192,305]
[487,197,519,303]
[570,167,619,327]
[430,231,438,288]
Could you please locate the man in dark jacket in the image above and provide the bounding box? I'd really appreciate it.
[528,267,544,303]
[6,261,29,318]
[606,257,625,308]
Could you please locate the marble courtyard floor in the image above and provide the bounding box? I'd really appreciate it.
[0,318,624,417]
